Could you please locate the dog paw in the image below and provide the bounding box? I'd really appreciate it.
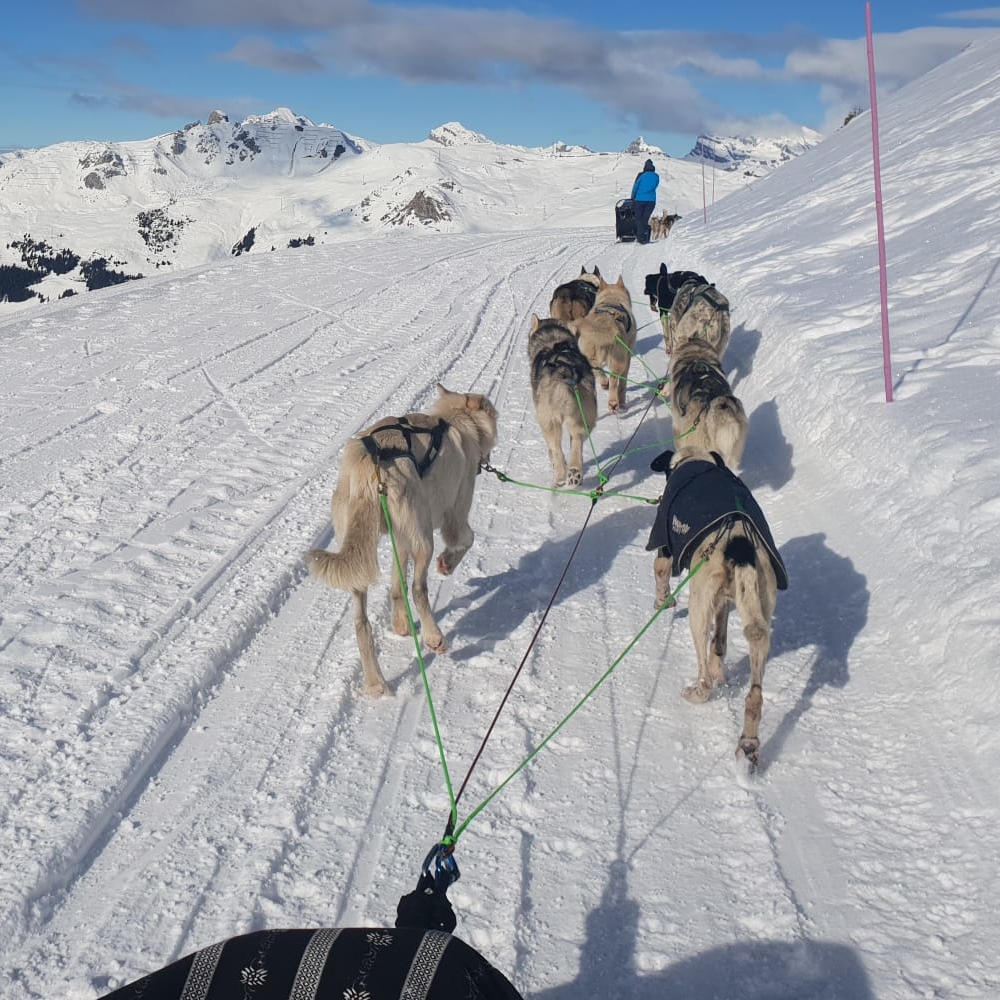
[425,633,448,654]
[391,618,410,637]
[363,680,394,698]
[653,595,675,611]
[681,681,713,704]
[736,738,760,771]
[436,555,453,576]
[566,469,582,486]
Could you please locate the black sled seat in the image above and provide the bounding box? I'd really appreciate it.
[615,198,636,242]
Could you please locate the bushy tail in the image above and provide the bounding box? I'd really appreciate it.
[307,448,382,591]
[706,396,747,468]
[726,531,768,645]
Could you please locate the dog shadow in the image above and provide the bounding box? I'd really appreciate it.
[527,857,875,1000]
[739,398,794,492]
[443,502,657,658]
[726,324,762,389]
[723,533,868,771]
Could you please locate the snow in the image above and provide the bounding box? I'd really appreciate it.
[2,32,1000,1000]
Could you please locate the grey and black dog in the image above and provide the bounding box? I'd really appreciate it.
[549,265,602,322]
[668,338,747,471]
[527,314,598,487]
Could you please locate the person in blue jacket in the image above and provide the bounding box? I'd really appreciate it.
[630,159,660,244]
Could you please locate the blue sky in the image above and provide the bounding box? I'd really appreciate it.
[3,1,1000,153]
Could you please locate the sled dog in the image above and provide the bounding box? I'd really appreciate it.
[643,264,709,341]
[527,314,598,486]
[646,447,788,770]
[650,211,681,241]
[667,338,747,470]
[308,384,498,696]
[566,275,636,413]
[549,266,602,322]
[667,278,731,358]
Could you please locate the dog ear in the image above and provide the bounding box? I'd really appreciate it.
[650,449,674,475]
[616,275,625,288]
[530,313,540,334]
[593,264,601,278]
[436,383,450,398]
[579,265,587,275]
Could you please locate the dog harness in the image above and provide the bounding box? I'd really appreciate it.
[591,302,634,334]
[646,452,788,589]
[672,360,734,417]
[535,340,592,388]
[554,279,598,309]
[360,417,449,478]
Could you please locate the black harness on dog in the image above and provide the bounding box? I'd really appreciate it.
[360,417,449,478]
[592,302,634,334]
[537,341,592,388]
[559,279,598,307]
[672,360,733,418]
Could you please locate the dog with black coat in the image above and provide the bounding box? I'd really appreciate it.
[647,447,788,771]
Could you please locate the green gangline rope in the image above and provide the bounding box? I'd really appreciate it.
[449,557,706,845]
[379,490,459,831]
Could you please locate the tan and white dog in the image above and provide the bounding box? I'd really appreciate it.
[566,275,636,413]
[308,384,498,696]
[646,447,788,770]
[667,338,747,470]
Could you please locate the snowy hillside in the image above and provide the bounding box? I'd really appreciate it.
[2,30,1000,1000]
[0,113,802,312]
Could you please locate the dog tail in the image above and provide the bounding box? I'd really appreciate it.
[307,445,382,591]
[705,396,747,469]
[725,528,770,649]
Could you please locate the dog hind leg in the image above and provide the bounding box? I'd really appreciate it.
[683,567,728,703]
[352,589,391,696]
[389,545,412,636]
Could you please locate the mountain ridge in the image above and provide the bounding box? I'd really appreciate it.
[0,111,821,310]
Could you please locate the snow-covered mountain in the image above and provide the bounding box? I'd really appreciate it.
[0,114,818,311]
[685,130,824,176]
[624,135,666,157]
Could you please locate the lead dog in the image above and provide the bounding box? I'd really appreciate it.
[549,265,602,322]
[528,314,598,486]
[667,338,747,470]
[308,384,498,696]
[566,274,636,413]
[646,447,788,770]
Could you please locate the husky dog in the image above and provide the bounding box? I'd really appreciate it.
[650,211,681,241]
[549,265,602,322]
[667,278,731,358]
[308,384,498,696]
[527,314,598,487]
[668,338,747,470]
[566,275,636,413]
[646,447,788,770]
[643,264,708,342]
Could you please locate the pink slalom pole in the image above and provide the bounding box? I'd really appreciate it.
[866,2,893,402]
[700,135,707,223]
